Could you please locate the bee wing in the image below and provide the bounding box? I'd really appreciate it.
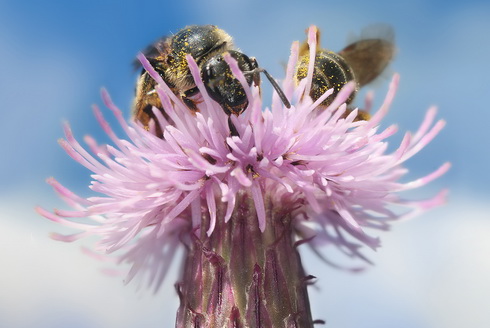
[339,25,396,87]
[132,36,171,71]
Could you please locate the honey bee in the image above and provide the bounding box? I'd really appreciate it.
[133,25,290,137]
[295,26,395,120]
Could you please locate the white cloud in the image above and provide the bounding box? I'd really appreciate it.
[2,195,488,328]
[0,199,180,328]
[304,198,490,328]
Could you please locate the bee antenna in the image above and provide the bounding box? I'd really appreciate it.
[259,69,291,108]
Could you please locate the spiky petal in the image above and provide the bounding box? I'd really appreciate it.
[39,25,448,326]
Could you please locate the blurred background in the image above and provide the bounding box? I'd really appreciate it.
[1,0,489,327]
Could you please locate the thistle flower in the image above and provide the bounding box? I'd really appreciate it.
[38,26,449,327]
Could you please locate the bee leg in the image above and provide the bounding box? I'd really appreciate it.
[354,109,371,121]
[181,87,199,112]
[182,97,198,111]
[140,104,164,138]
[248,57,261,87]
[227,116,239,137]
[342,107,371,121]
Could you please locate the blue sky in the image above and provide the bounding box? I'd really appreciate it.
[1,0,489,327]
[1,0,489,195]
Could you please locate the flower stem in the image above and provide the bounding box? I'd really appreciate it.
[176,192,315,327]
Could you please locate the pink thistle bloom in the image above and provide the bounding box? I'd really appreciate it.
[38,26,449,325]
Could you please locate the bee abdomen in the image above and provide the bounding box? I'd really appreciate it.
[295,51,357,107]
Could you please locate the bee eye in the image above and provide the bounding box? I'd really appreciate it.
[133,24,290,138]
[201,50,291,116]
[201,51,253,116]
